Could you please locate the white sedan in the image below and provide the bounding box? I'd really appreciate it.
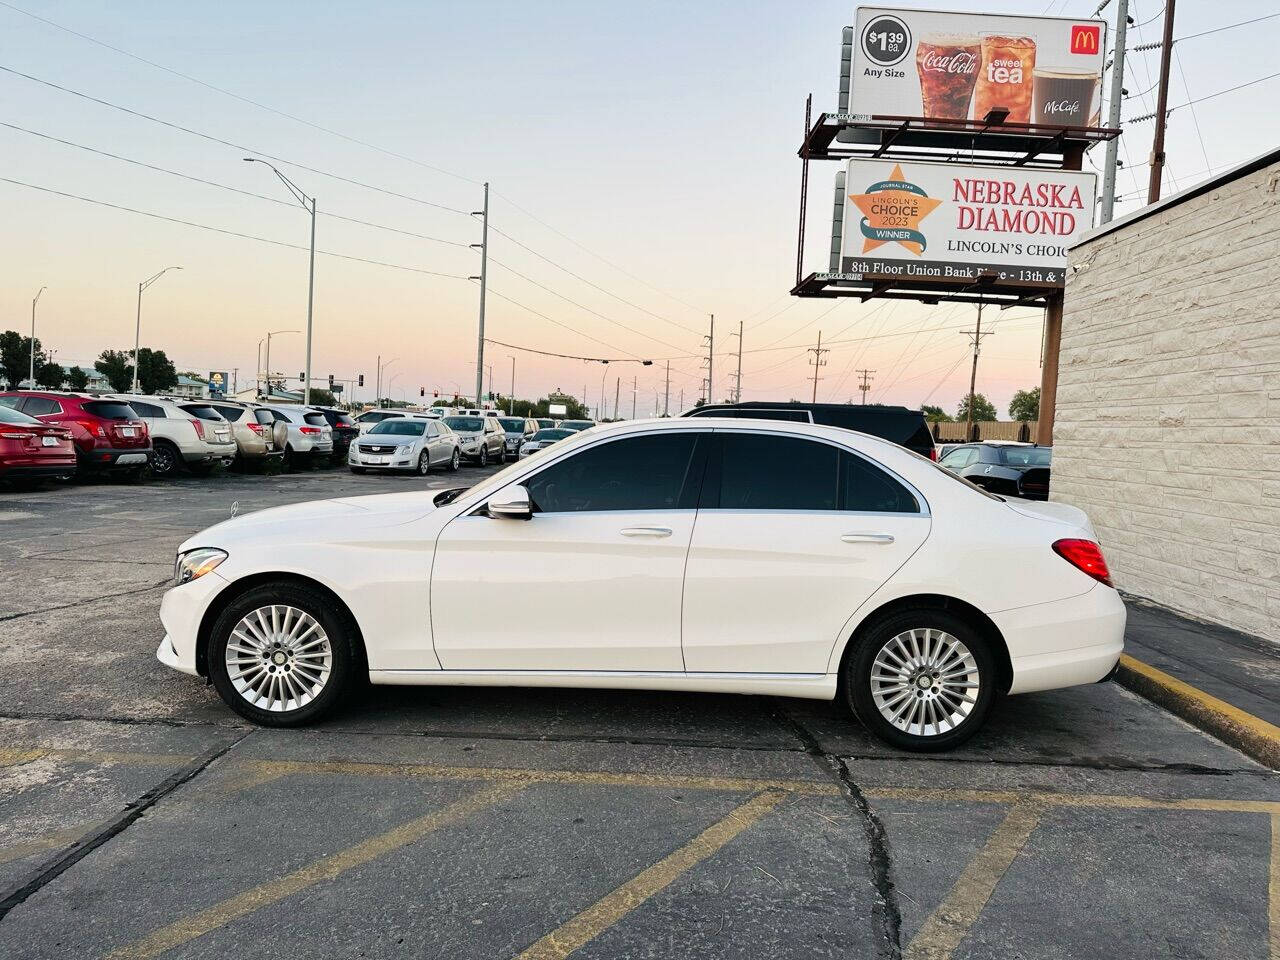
[157,418,1124,751]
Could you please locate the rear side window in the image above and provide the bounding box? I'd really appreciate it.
[23,397,61,416]
[303,412,327,427]
[81,401,136,420]
[0,405,39,424]
[714,433,838,510]
[841,453,919,513]
[129,401,165,418]
[0,396,20,409]
[526,434,699,513]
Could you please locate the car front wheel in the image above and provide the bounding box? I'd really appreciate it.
[478,446,488,466]
[417,451,430,475]
[846,609,996,752]
[208,583,354,726]
[448,449,461,471]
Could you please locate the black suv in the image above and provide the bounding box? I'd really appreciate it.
[938,442,1051,500]
[683,402,935,459]
[309,406,358,464]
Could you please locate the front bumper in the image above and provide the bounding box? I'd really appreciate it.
[157,568,231,676]
[994,584,1126,695]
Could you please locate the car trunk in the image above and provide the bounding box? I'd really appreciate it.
[81,401,149,449]
[0,421,74,465]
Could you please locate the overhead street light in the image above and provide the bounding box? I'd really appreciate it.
[244,157,316,405]
[260,329,299,398]
[133,267,182,393]
[30,286,46,387]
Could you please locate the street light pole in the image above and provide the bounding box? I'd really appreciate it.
[470,183,490,409]
[30,286,46,387]
[244,158,316,404]
[133,267,182,393]
[508,356,516,414]
[262,329,299,399]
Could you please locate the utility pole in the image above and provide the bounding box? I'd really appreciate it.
[133,266,182,393]
[486,364,494,405]
[471,182,490,408]
[856,369,875,405]
[507,356,516,413]
[807,331,828,403]
[728,320,743,402]
[1100,0,1130,223]
[29,286,45,387]
[701,314,715,403]
[613,377,620,420]
[375,353,380,405]
[663,361,670,416]
[961,302,994,442]
[679,388,684,411]
[1147,0,1177,204]
[631,377,637,419]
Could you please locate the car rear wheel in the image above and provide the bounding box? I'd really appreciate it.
[478,447,488,467]
[497,446,507,464]
[150,440,181,478]
[845,609,996,752]
[208,583,354,726]
[417,451,430,475]
[448,448,461,471]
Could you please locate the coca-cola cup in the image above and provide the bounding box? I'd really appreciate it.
[915,34,980,121]
[1031,69,1098,127]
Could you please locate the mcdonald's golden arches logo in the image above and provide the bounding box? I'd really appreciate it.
[1070,24,1100,54]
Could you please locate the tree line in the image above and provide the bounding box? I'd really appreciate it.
[922,387,1040,424]
[1,330,179,393]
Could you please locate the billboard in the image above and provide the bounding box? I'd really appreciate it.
[839,158,1096,285]
[208,371,227,396]
[850,6,1106,127]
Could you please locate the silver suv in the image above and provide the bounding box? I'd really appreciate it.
[441,414,506,465]
[496,416,538,459]
[198,400,282,465]
[108,394,236,477]
[252,403,334,469]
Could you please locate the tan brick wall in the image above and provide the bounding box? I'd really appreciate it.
[1054,159,1280,641]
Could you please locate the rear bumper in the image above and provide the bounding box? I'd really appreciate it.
[0,460,76,477]
[77,446,151,471]
[993,585,1126,695]
[183,442,237,463]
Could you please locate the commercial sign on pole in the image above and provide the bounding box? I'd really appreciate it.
[850,6,1106,127]
[208,371,227,397]
[839,158,1096,285]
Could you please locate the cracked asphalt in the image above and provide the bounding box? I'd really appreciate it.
[1,465,1277,959]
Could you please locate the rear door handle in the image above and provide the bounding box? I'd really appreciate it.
[621,526,673,538]
[841,533,895,544]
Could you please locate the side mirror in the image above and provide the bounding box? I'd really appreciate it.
[487,484,533,520]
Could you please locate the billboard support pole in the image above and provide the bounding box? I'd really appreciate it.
[796,94,812,285]
[1037,294,1064,446]
[1147,0,1176,204]
[1100,0,1129,223]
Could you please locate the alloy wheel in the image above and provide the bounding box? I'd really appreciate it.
[450,449,460,471]
[869,628,980,738]
[225,605,333,713]
[418,451,430,475]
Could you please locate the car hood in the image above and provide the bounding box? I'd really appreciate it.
[453,430,483,438]
[1005,499,1093,534]
[180,492,435,551]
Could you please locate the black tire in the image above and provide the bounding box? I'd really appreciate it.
[478,446,488,467]
[349,466,366,475]
[417,451,430,475]
[448,448,461,472]
[282,445,296,472]
[208,581,356,727]
[498,446,507,464]
[845,608,997,752]
[150,440,181,478]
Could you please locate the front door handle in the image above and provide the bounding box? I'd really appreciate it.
[841,533,895,544]
[621,526,673,538]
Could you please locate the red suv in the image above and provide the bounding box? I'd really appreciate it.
[0,392,152,477]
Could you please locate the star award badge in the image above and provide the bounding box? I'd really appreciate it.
[849,164,943,257]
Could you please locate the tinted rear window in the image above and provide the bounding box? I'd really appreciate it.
[212,405,246,422]
[82,401,137,420]
[303,412,327,426]
[253,410,276,425]
[183,405,224,421]
[329,412,355,427]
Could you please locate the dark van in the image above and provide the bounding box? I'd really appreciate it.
[682,402,936,459]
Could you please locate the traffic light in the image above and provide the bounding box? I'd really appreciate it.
[419,387,425,397]
[433,389,439,398]
[328,374,334,389]
[299,372,305,382]
[357,374,364,387]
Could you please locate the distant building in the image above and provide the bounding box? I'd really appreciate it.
[171,374,209,399]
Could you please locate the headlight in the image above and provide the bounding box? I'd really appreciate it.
[174,548,227,586]
[396,444,412,455]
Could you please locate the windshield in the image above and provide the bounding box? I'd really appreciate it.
[443,417,483,432]
[499,418,526,431]
[369,419,427,436]
[537,419,555,428]
[0,405,40,425]
[532,429,572,441]
[1000,446,1051,467]
[560,420,594,430]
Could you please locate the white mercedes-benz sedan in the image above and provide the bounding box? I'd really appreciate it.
[157,418,1125,751]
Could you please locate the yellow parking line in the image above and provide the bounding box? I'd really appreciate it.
[241,758,838,796]
[0,748,49,767]
[1119,654,1280,770]
[1271,814,1280,960]
[865,786,1280,816]
[0,824,97,865]
[514,789,788,960]
[903,802,1043,960]
[105,781,521,960]
[0,747,191,769]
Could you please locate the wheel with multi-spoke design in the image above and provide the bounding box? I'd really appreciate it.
[208,582,355,726]
[846,609,996,751]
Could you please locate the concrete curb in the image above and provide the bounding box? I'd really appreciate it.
[1116,654,1280,771]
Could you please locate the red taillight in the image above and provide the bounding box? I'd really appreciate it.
[77,418,107,438]
[929,447,938,461]
[299,426,321,435]
[191,419,205,440]
[1052,539,1113,587]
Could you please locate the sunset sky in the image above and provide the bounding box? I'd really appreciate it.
[2,0,1275,416]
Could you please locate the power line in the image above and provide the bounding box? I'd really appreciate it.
[0,0,482,187]
[483,287,649,361]
[0,175,470,280]
[0,120,474,249]
[0,64,474,217]
[481,339,651,365]
[1126,70,1280,122]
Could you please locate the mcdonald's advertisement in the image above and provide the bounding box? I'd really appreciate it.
[839,159,1097,286]
[851,6,1106,127]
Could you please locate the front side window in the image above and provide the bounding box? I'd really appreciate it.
[525,433,699,513]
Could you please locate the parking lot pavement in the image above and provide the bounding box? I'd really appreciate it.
[1,469,1278,959]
